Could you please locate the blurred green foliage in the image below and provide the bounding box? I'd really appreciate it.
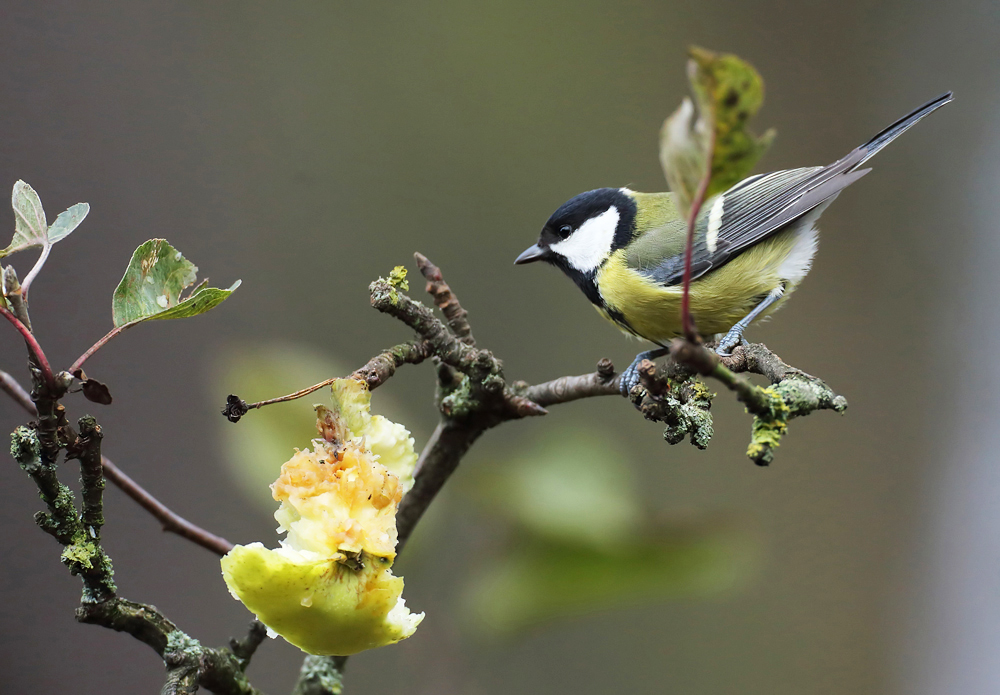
[461,429,760,636]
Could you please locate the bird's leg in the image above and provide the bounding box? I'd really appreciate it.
[619,347,670,396]
[716,284,786,356]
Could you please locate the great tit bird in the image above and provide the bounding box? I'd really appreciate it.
[516,92,952,395]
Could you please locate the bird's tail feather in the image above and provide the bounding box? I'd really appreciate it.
[856,92,953,166]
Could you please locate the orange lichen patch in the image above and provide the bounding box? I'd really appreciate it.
[272,443,402,560]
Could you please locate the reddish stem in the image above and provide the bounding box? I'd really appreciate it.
[69,324,129,375]
[0,304,56,388]
[680,172,711,341]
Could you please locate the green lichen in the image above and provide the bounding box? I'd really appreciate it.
[11,425,41,468]
[166,629,203,656]
[745,387,790,466]
[387,266,409,292]
[62,542,98,570]
[440,374,476,420]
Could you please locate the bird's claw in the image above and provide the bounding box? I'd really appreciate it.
[714,334,748,357]
[619,361,642,397]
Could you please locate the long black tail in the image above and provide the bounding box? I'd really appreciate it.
[857,92,953,166]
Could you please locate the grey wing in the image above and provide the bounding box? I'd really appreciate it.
[644,151,870,286]
[641,91,953,287]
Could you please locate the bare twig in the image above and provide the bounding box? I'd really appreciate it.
[1,368,34,412]
[414,252,475,346]
[222,341,435,423]
[100,457,235,556]
[518,358,619,407]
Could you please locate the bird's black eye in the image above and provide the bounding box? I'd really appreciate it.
[557,225,572,239]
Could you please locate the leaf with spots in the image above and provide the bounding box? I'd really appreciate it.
[112,239,240,328]
[1,180,90,258]
[659,47,775,217]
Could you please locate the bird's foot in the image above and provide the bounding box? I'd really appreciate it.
[619,348,670,397]
[714,333,749,357]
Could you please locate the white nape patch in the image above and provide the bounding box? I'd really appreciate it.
[706,195,725,253]
[776,195,837,284]
[550,206,620,273]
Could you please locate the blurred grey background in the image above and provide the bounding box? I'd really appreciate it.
[0,1,994,693]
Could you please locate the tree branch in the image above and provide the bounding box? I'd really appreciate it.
[518,358,619,407]
[2,370,235,556]
[414,252,475,346]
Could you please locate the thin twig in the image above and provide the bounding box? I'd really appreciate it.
[0,304,55,388]
[519,358,619,407]
[1,368,34,412]
[100,458,234,556]
[222,341,435,423]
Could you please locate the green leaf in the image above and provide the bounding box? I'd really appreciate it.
[1,181,90,257]
[47,203,90,244]
[462,526,758,636]
[659,47,775,217]
[111,239,240,328]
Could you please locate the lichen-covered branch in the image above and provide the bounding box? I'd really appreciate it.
[1,370,235,556]
[75,598,265,695]
[293,656,348,695]
[9,392,263,692]
[668,337,846,465]
[369,277,502,381]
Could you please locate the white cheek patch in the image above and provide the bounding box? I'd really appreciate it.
[550,206,620,273]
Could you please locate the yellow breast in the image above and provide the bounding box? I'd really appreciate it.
[594,227,804,343]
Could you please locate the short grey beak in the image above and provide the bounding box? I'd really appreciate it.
[515,243,547,265]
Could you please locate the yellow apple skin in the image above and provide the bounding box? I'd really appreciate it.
[222,543,422,656]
